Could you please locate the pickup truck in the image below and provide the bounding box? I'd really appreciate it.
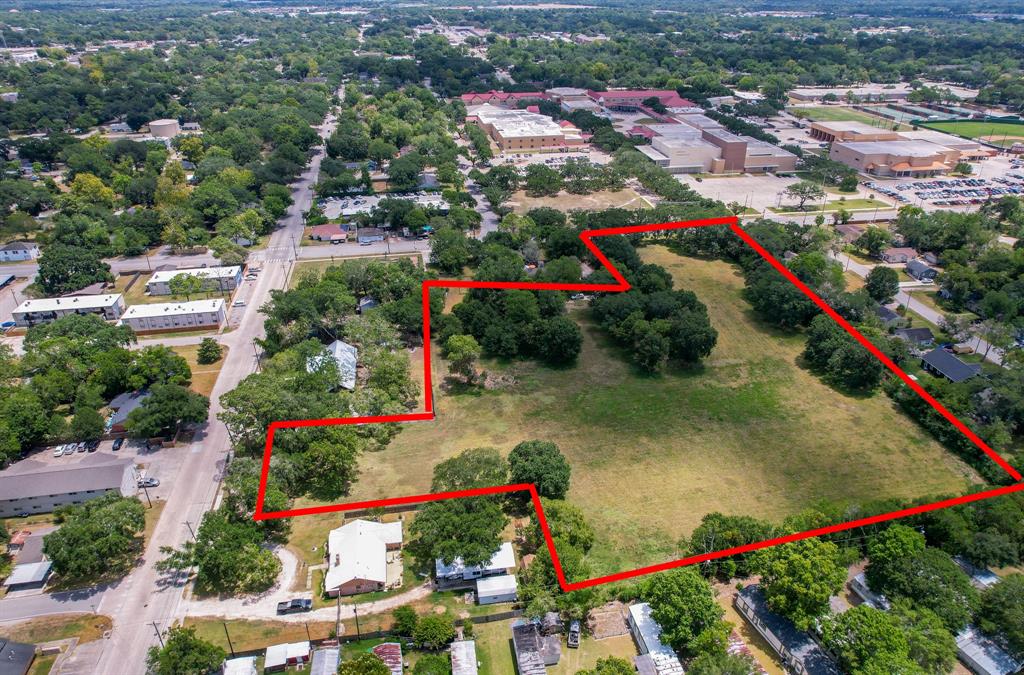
[277,598,313,615]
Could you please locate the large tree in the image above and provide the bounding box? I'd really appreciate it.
[339,653,391,675]
[508,440,571,500]
[978,574,1024,658]
[784,181,825,211]
[146,626,225,675]
[820,605,915,673]
[752,538,846,631]
[125,383,209,438]
[865,266,899,303]
[642,567,726,658]
[35,243,112,295]
[43,494,146,582]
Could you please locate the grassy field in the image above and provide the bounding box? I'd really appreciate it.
[171,343,229,398]
[185,617,335,652]
[337,247,974,576]
[30,654,58,675]
[2,614,112,644]
[922,120,1024,146]
[789,105,910,131]
[508,187,654,214]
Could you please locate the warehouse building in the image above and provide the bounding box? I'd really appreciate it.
[119,298,226,333]
[0,454,136,518]
[466,104,583,152]
[12,294,126,326]
[145,266,242,295]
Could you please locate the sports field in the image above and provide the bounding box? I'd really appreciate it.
[344,247,976,576]
[921,120,1024,147]
[789,105,909,130]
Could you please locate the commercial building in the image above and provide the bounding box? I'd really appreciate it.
[0,241,39,262]
[119,298,226,333]
[829,139,959,177]
[636,117,797,174]
[147,118,181,138]
[3,561,52,591]
[627,603,684,675]
[0,454,136,518]
[586,89,695,111]
[459,91,548,107]
[144,266,242,295]
[436,541,516,587]
[466,104,583,152]
[788,83,978,102]
[323,519,403,596]
[808,121,901,143]
[12,294,126,327]
[898,129,994,161]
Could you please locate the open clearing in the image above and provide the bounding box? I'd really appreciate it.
[508,187,654,214]
[332,246,976,576]
[922,120,1024,146]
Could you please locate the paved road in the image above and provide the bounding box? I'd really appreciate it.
[0,249,218,281]
[0,586,108,623]
[832,251,1004,365]
[91,90,346,674]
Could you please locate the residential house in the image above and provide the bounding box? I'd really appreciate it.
[735,585,840,675]
[835,223,865,244]
[109,390,152,433]
[627,603,685,675]
[956,626,1022,675]
[323,519,403,597]
[307,339,358,391]
[2,561,52,591]
[875,305,903,326]
[264,641,310,672]
[451,640,479,675]
[0,241,39,262]
[880,247,918,264]
[511,620,560,675]
[371,643,403,675]
[309,223,348,243]
[848,572,891,610]
[905,259,938,282]
[357,227,386,244]
[921,348,982,383]
[893,327,935,348]
[436,541,516,588]
[476,574,518,605]
[0,454,136,518]
[923,252,941,265]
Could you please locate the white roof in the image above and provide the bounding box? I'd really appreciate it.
[147,266,241,284]
[307,339,358,390]
[835,139,954,157]
[120,298,225,319]
[451,641,479,675]
[957,626,1022,675]
[324,519,403,590]
[222,656,258,675]
[476,574,518,595]
[629,603,683,671]
[264,642,310,669]
[469,103,566,139]
[3,561,52,586]
[14,294,122,314]
[436,542,516,578]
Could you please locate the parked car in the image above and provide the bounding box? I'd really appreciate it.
[277,599,312,615]
[568,621,581,648]
[86,440,100,452]
[0,320,15,333]
[232,300,246,307]
[53,445,66,457]
[75,442,87,453]
[112,438,124,451]
[138,477,160,488]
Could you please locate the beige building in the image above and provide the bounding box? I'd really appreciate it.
[147,118,181,138]
[466,104,583,152]
[13,294,126,327]
[637,117,797,174]
[809,120,901,143]
[829,139,958,177]
[898,129,994,161]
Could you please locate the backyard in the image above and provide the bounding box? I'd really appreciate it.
[337,246,976,577]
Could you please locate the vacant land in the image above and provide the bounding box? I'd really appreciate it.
[288,254,423,290]
[789,105,909,131]
[922,120,1024,146]
[508,187,654,214]
[185,617,334,652]
[341,246,974,576]
[2,613,112,644]
[171,344,229,397]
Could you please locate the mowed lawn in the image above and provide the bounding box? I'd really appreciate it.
[344,247,975,576]
[790,105,909,130]
[922,120,1024,145]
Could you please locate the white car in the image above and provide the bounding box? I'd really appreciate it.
[232,300,246,307]
[53,445,66,457]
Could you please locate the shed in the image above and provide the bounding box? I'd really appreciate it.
[956,626,1022,675]
[309,648,340,675]
[476,574,518,605]
[451,640,478,675]
[541,611,562,635]
[921,348,981,383]
[264,641,310,671]
[3,561,52,590]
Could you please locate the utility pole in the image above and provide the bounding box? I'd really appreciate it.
[151,622,165,649]
[353,599,362,638]
[141,484,153,508]
[223,622,235,657]
[184,520,197,541]
[252,339,261,372]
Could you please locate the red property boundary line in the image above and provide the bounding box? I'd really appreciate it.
[254,215,1024,592]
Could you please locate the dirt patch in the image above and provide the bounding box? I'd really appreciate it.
[587,601,628,640]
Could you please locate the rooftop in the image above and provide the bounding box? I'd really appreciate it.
[14,294,123,314]
[147,266,241,284]
[834,139,955,157]
[307,339,358,391]
[921,348,982,383]
[476,574,518,595]
[469,103,567,139]
[371,642,403,675]
[451,641,479,675]
[324,519,402,590]
[0,453,132,502]
[120,298,225,320]
[3,560,52,586]
[628,603,684,674]
[737,585,840,675]
[437,541,516,578]
[956,626,1022,675]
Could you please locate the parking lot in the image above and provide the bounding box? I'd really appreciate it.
[866,158,1024,207]
[492,145,612,168]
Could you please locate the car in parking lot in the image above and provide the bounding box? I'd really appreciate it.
[53,444,66,457]
[112,438,125,451]
[277,599,313,614]
[232,300,246,307]
[138,477,160,488]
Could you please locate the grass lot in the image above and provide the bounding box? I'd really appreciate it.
[508,187,654,214]
[29,654,57,675]
[112,274,234,306]
[770,198,890,214]
[789,105,910,131]
[921,120,1024,146]
[185,617,334,652]
[171,344,230,397]
[2,614,112,644]
[339,247,974,576]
